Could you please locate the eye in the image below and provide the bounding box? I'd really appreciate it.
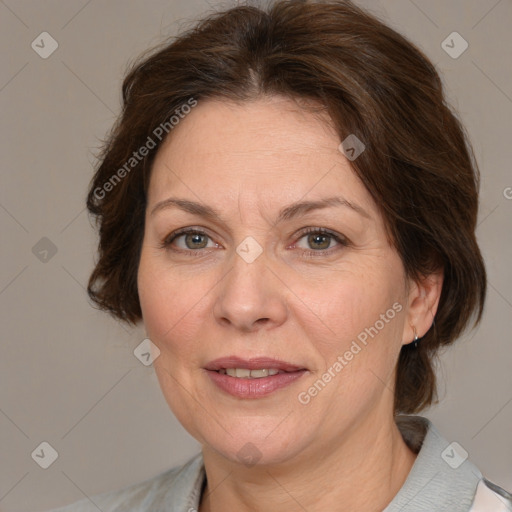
[161,226,348,258]
[162,228,219,253]
[293,228,348,256]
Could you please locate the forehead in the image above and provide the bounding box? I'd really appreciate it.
[148,96,377,218]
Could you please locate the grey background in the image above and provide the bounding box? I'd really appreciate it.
[1,0,511,510]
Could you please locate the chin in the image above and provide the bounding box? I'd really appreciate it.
[198,421,314,468]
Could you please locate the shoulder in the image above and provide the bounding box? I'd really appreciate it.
[386,415,512,512]
[43,452,205,512]
[469,478,512,511]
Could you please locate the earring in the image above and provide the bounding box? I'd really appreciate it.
[413,327,419,348]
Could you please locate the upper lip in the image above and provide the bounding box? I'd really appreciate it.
[204,356,306,372]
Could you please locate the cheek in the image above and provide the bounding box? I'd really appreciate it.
[297,263,400,340]
[137,252,214,354]
[137,253,211,440]
[297,260,406,382]
[299,286,405,428]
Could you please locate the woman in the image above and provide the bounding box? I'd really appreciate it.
[48,0,511,510]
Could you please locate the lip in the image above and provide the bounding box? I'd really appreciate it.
[204,356,306,372]
[203,356,308,399]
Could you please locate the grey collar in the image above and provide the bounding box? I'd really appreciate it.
[384,415,482,511]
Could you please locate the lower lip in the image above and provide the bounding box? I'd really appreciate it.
[205,369,307,398]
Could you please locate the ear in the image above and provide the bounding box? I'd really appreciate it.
[402,270,444,346]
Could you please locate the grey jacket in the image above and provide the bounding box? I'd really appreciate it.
[45,416,512,511]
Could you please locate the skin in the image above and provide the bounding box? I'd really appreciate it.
[137,95,443,512]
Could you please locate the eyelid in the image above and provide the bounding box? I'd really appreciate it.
[161,226,222,251]
[290,227,349,254]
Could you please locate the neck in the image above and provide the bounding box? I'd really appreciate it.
[199,412,417,512]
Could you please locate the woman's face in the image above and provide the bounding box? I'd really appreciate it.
[137,96,419,466]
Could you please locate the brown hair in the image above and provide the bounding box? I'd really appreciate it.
[86,0,486,415]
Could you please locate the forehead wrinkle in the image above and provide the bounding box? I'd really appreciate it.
[233,187,275,232]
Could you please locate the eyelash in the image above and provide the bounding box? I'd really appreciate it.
[160,227,349,258]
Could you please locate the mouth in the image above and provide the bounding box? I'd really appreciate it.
[217,368,284,378]
[203,356,308,398]
[204,356,306,374]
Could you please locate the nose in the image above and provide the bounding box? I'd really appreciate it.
[212,247,288,333]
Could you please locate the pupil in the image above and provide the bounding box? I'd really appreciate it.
[186,233,207,249]
[309,233,330,250]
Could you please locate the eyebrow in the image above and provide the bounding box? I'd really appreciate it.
[150,196,371,222]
